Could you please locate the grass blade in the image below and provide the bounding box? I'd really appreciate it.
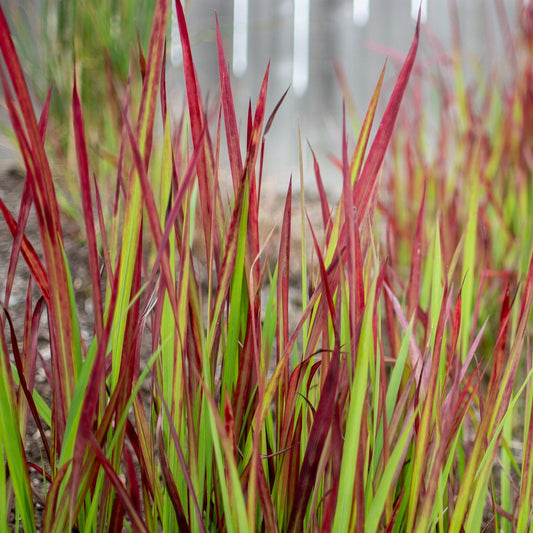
[354,11,420,224]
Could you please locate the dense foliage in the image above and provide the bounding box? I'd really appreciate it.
[1,1,533,531]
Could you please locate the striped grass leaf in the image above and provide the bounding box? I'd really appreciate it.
[449,252,533,531]
[109,0,168,389]
[309,143,333,243]
[0,197,50,304]
[0,330,35,532]
[365,411,415,533]
[287,351,342,532]
[459,142,481,361]
[341,107,365,350]
[517,341,533,531]
[174,0,224,264]
[0,5,79,448]
[215,16,243,194]
[1,87,52,313]
[2,0,531,529]
[298,129,311,357]
[3,299,51,464]
[406,286,451,531]
[201,386,250,533]
[72,73,104,344]
[332,273,378,532]
[349,63,385,187]
[354,10,420,226]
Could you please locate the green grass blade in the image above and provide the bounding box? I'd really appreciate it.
[0,335,35,532]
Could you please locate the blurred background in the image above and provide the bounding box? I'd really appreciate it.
[1,0,520,195]
[176,0,518,194]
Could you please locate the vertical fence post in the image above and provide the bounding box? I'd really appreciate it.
[170,2,182,66]
[411,0,428,21]
[353,0,370,26]
[293,0,310,96]
[233,0,248,76]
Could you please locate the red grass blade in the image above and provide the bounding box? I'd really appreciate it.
[174,0,221,261]
[137,30,147,82]
[279,356,315,452]
[1,304,51,463]
[308,217,339,340]
[153,380,207,531]
[243,64,270,181]
[287,351,341,533]
[88,434,150,533]
[121,109,180,320]
[486,285,512,397]
[341,105,365,338]
[0,197,49,304]
[157,426,191,532]
[407,180,426,320]
[264,85,290,136]
[215,16,243,193]
[0,4,78,439]
[354,11,420,224]
[242,66,271,295]
[72,74,104,342]
[208,178,248,355]
[215,21,266,300]
[350,63,386,186]
[0,77,52,310]
[3,179,34,310]
[308,142,333,239]
[255,455,277,531]
[277,179,292,358]
[232,323,258,437]
[320,404,343,533]
[136,0,167,166]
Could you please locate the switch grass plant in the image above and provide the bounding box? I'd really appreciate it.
[1,0,533,531]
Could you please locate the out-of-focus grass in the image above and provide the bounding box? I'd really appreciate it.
[3,0,155,217]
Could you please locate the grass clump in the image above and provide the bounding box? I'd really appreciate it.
[1,1,533,531]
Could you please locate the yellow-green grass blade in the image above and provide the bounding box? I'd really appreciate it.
[451,253,533,531]
[0,437,5,529]
[298,128,310,356]
[202,388,250,533]
[9,365,52,428]
[0,4,79,447]
[223,183,250,396]
[517,359,533,531]
[156,112,183,526]
[460,144,480,361]
[332,274,377,531]
[406,289,450,531]
[0,338,35,532]
[365,413,415,533]
[350,63,386,187]
[499,409,514,532]
[464,362,532,531]
[385,317,414,425]
[110,0,167,388]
